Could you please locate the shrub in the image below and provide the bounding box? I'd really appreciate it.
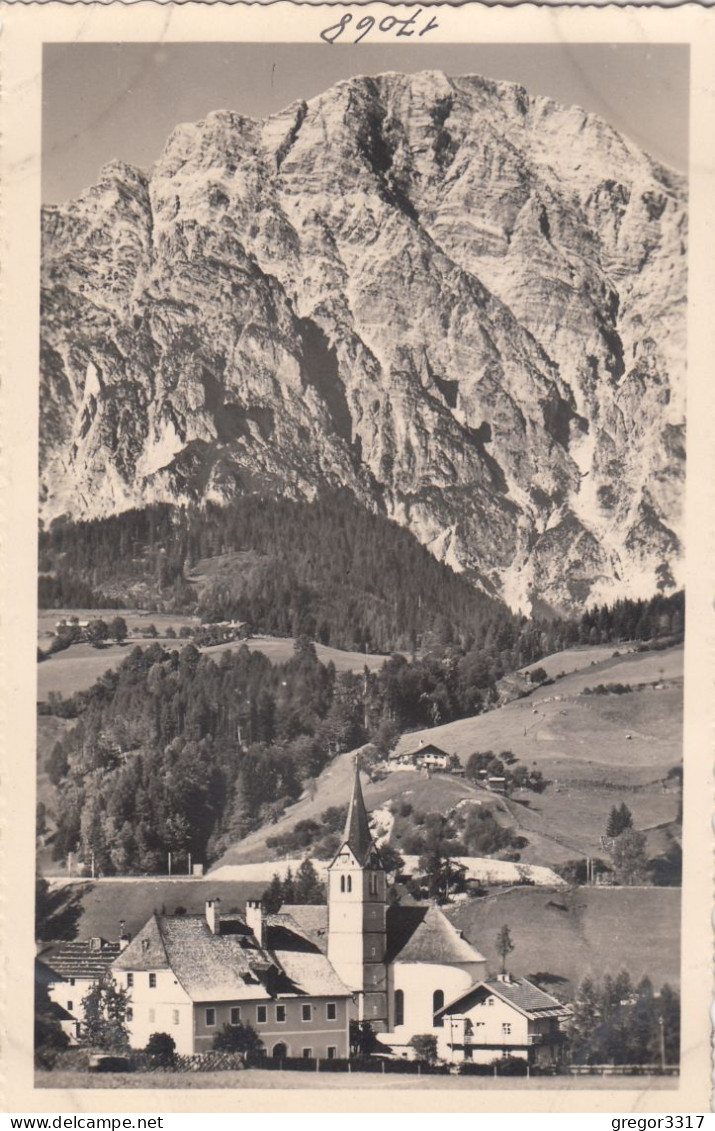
[145,1032,176,1067]
[493,1054,527,1076]
[409,1034,438,1064]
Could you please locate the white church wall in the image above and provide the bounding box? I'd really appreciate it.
[384,962,477,1053]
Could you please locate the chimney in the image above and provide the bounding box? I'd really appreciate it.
[205,898,221,935]
[245,900,264,948]
[117,920,132,951]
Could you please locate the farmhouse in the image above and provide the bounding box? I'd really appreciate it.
[113,901,352,1057]
[392,742,455,772]
[40,936,126,1041]
[435,974,569,1067]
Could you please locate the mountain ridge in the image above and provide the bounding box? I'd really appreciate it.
[40,69,687,615]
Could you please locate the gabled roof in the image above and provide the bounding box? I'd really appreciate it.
[113,907,351,1003]
[385,904,485,966]
[116,914,270,1002]
[341,763,375,864]
[271,907,328,954]
[439,976,568,1019]
[42,939,122,981]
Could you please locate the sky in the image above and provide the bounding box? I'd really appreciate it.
[42,42,689,204]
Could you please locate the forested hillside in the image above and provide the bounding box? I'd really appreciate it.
[40,493,516,652]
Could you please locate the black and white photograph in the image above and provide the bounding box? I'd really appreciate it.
[2,3,713,1113]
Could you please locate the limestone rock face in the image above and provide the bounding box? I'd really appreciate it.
[40,71,686,614]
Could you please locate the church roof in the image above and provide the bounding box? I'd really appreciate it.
[386,904,485,966]
[342,763,375,864]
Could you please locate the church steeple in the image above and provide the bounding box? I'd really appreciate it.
[343,759,375,864]
[327,758,388,1029]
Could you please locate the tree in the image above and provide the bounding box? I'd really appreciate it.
[377,844,404,875]
[145,1032,176,1067]
[409,1034,438,1064]
[262,873,284,914]
[86,619,109,647]
[109,616,128,645]
[35,1001,70,1069]
[496,924,515,974]
[212,1021,264,1061]
[294,858,325,904]
[611,828,649,885]
[606,803,633,839]
[529,667,548,685]
[80,975,130,1050]
[349,1019,378,1058]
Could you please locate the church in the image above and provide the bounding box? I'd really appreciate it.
[108,763,488,1057]
[284,761,488,1052]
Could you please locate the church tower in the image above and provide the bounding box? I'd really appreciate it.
[327,761,388,1029]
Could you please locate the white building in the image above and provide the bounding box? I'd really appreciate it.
[112,900,352,1057]
[435,974,569,1066]
[40,936,126,1042]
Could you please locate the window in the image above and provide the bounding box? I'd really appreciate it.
[230,1007,241,1026]
[502,1022,511,1036]
[205,1008,216,1027]
[257,1005,267,1024]
[340,875,345,893]
[148,1008,155,1024]
[149,972,157,988]
[326,1002,337,1021]
[127,973,134,988]
[172,1009,180,1026]
[126,1008,133,1022]
[302,1004,312,1022]
[276,1005,286,1023]
[327,1046,337,1060]
[394,989,404,1027]
[488,997,494,1006]
[347,875,352,893]
[67,1000,73,1012]
[69,978,75,987]
[302,1048,313,1059]
[433,989,445,1027]
[369,873,377,895]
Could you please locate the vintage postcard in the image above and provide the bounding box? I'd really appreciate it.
[1,1,713,1114]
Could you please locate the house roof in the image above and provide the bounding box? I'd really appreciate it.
[272,907,329,954]
[385,904,485,966]
[342,762,375,864]
[42,939,122,981]
[273,951,352,998]
[114,908,351,1003]
[116,914,272,1002]
[439,976,568,1019]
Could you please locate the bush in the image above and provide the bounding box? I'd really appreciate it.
[458,1061,493,1075]
[145,1032,176,1067]
[492,1054,528,1076]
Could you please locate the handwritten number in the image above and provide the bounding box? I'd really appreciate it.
[419,15,439,36]
[354,16,375,43]
[320,13,352,44]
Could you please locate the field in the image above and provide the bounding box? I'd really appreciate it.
[446,885,680,994]
[35,1068,678,1091]
[40,878,267,942]
[37,611,393,700]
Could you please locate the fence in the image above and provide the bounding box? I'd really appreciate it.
[568,1064,679,1077]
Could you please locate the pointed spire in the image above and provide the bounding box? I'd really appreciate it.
[343,758,374,864]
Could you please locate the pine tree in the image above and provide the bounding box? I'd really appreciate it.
[495,924,515,974]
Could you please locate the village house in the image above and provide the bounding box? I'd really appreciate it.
[113,900,352,1058]
[435,974,569,1067]
[39,935,127,1042]
[391,742,456,773]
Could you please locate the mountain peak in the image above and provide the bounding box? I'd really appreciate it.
[40,72,686,614]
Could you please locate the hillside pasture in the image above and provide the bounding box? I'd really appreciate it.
[41,878,267,943]
[447,885,681,994]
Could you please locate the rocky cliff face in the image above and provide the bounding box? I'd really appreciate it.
[40,71,686,614]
